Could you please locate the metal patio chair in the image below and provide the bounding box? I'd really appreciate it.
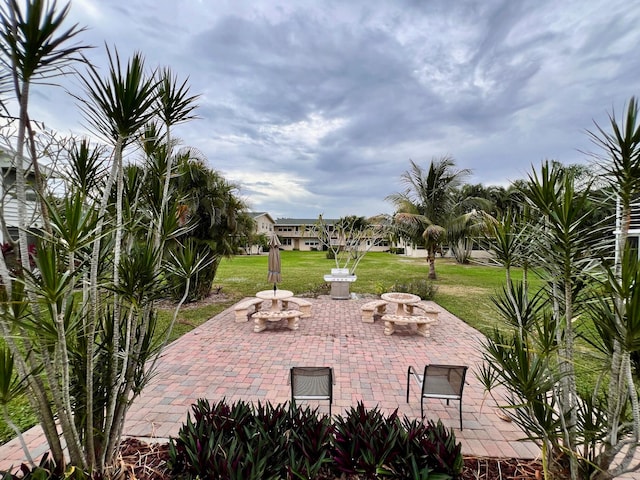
[290,366,334,415]
[407,364,468,430]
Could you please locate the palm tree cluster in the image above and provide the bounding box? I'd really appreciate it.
[386,156,517,278]
[0,0,250,476]
[385,107,638,479]
[478,99,640,480]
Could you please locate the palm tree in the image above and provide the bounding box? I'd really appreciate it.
[586,97,640,478]
[152,67,199,251]
[0,0,87,469]
[75,47,160,471]
[386,156,471,279]
[168,151,248,300]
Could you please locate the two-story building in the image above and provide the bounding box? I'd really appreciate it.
[0,150,43,246]
[247,214,390,253]
[273,217,327,251]
[615,196,640,261]
[245,212,276,254]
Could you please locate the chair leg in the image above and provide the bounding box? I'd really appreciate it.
[406,367,411,403]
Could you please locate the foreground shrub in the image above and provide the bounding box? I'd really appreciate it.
[169,399,333,480]
[332,403,402,477]
[168,399,255,477]
[169,399,461,479]
[287,405,334,479]
[395,417,463,479]
[0,453,89,480]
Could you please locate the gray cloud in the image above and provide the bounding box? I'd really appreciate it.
[19,0,640,219]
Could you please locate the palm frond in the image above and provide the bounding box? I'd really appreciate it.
[75,45,159,144]
[0,0,89,83]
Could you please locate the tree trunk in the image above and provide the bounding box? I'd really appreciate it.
[427,247,437,279]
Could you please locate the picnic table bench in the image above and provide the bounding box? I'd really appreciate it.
[404,301,440,317]
[361,299,388,322]
[282,297,312,318]
[381,313,438,337]
[234,297,264,322]
[253,309,302,332]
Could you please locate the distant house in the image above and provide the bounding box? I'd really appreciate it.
[274,217,327,251]
[273,217,389,253]
[249,212,275,236]
[0,150,43,246]
[245,212,275,254]
[615,196,640,260]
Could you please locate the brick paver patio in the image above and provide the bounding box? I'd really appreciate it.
[0,296,540,469]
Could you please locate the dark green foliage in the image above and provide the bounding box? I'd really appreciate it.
[388,279,437,300]
[396,417,463,479]
[169,399,290,480]
[168,399,253,477]
[252,402,291,478]
[288,405,334,479]
[0,452,89,480]
[332,402,401,477]
[164,157,248,302]
[491,280,543,333]
[169,399,462,479]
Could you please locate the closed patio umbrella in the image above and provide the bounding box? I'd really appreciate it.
[267,233,282,293]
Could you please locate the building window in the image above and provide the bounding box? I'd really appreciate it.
[629,236,639,260]
[282,238,292,246]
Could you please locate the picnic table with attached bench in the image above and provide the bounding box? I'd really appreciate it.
[378,292,439,337]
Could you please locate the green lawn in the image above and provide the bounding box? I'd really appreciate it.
[214,250,523,335]
[0,251,550,444]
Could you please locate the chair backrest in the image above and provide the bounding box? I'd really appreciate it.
[422,364,467,399]
[290,367,333,401]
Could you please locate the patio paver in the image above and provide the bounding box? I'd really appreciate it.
[2,296,542,469]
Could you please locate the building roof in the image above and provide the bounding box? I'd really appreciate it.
[275,217,337,226]
[248,211,275,223]
[0,149,52,174]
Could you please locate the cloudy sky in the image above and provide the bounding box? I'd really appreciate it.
[27,0,640,219]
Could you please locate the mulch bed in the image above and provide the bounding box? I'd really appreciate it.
[119,438,543,480]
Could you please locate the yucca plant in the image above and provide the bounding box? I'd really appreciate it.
[0,0,88,470]
[0,3,212,476]
[482,111,640,479]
